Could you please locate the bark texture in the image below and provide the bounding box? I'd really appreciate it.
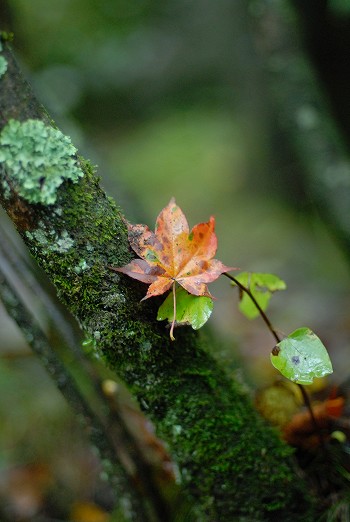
[0,41,315,520]
[253,0,350,255]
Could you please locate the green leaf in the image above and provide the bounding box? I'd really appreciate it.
[270,327,333,385]
[232,272,286,319]
[157,286,213,330]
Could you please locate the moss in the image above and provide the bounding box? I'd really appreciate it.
[0,14,325,519]
[20,178,314,518]
[0,126,315,520]
[152,368,313,521]
[20,163,133,340]
[0,119,83,204]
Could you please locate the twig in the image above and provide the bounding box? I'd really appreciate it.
[223,272,281,343]
[170,281,176,341]
[224,271,325,446]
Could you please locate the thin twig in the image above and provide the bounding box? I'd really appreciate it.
[170,281,176,341]
[223,272,281,343]
[224,271,324,446]
[297,383,325,448]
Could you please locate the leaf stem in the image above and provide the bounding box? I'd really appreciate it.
[223,271,324,446]
[170,281,176,341]
[297,383,325,448]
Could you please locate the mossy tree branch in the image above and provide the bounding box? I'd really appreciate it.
[0,42,315,520]
[0,222,183,522]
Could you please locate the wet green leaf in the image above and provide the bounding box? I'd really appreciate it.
[157,286,213,330]
[232,272,286,319]
[270,327,333,385]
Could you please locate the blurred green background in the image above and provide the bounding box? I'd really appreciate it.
[1,1,350,519]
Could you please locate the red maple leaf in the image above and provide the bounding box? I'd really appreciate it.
[110,198,234,338]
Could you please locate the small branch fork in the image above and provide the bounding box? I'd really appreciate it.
[223,272,280,343]
[223,271,324,446]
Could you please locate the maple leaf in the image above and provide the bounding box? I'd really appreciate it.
[110,198,234,339]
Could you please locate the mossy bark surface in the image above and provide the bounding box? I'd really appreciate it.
[0,43,315,521]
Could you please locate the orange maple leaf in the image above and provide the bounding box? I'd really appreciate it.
[111,198,234,339]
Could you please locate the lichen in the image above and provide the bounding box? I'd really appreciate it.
[53,230,75,253]
[0,57,7,78]
[0,119,84,204]
[74,259,90,274]
[0,41,7,79]
[26,227,74,254]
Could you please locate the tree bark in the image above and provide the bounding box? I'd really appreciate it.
[252,0,350,256]
[0,41,314,520]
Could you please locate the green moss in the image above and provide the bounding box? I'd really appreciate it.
[20,164,133,351]
[3,144,315,520]
[152,365,313,521]
[0,34,320,520]
[0,119,83,204]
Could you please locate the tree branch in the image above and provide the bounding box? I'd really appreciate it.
[0,218,185,522]
[0,41,315,520]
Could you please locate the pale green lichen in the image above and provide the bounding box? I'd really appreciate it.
[0,41,7,78]
[53,230,75,253]
[0,119,84,204]
[0,56,7,78]
[26,227,74,253]
[74,259,90,273]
